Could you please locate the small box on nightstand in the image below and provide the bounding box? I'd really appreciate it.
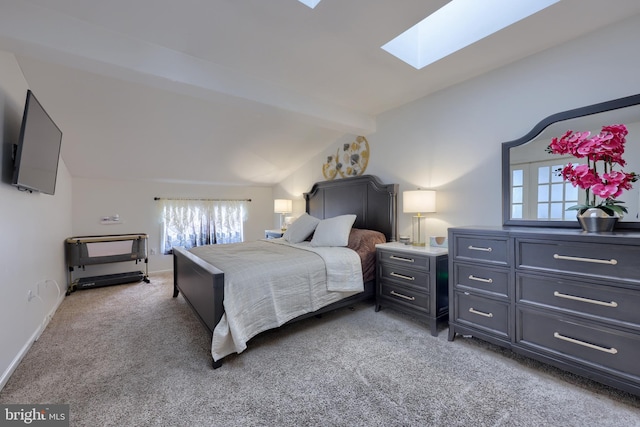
[265,229,284,239]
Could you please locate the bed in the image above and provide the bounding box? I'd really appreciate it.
[172,175,398,367]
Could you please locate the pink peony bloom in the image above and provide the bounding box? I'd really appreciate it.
[549,124,636,212]
[591,183,620,199]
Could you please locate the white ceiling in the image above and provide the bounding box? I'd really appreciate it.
[2,0,640,186]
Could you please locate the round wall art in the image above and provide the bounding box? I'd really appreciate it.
[322,148,340,180]
[321,136,370,180]
[338,136,369,178]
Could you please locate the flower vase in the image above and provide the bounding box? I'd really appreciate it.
[577,208,618,233]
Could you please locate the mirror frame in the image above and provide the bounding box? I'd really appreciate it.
[502,93,640,229]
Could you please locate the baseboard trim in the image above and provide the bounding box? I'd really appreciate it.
[0,293,65,391]
[0,328,39,392]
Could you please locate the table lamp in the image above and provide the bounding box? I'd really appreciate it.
[274,199,293,231]
[403,190,436,246]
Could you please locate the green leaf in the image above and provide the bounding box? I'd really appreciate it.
[566,204,590,213]
[605,204,628,215]
[599,206,615,216]
[566,203,628,216]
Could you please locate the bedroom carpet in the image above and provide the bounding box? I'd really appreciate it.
[1,272,638,427]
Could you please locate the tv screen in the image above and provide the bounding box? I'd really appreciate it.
[12,90,63,195]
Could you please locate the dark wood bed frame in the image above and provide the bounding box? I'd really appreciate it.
[172,175,398,367]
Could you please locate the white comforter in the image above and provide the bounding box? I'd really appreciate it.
[189,239,363,361]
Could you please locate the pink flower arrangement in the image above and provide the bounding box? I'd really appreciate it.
[546,124,638,216]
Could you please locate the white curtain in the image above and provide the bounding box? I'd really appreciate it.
[159,199,247,254]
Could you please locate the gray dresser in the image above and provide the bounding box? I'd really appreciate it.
[448,226,640,396]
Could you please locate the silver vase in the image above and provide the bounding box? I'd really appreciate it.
[577,208,618,232]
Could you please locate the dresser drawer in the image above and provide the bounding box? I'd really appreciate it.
[452,235,509,266]
[517,308,640,380]
[517,273,640,327]
[378,249,429,271]
[517,239,640,283]
[453,291,509,338]
[454,263,509,298]
[380,264,429,291]
[379,283,429,314]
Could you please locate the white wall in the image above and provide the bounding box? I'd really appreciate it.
[3,11,640,391]
[71,177,274,274]
[276,14,640,239]
[0,51,73,389]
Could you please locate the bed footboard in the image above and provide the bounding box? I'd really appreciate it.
[173,247,225,336]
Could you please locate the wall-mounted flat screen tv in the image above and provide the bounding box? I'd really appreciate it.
[12,90,63,195]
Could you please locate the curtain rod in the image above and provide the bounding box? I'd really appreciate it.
[154,197,251,202]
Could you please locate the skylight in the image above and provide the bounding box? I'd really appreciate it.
[382,0,561,69]
[298,0,322,9]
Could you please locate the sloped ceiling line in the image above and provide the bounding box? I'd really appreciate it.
[0,0,376,135]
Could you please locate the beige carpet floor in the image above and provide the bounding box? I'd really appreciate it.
[1,271,639,426]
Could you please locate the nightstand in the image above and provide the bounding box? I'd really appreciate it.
[265,229,284,239]
[375,242,449,336]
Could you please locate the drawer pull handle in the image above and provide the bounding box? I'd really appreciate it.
[468,275,493,283]
[553,291,618,308]
[553,332,618,355]
[553,253,618,265]
[390,290,415,301]
[468,307,493,318]
[390,255,415,263]
[390,272,415,281]
[468,245,492,252]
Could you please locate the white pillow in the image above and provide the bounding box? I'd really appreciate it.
[310,214,357,247]
[283,213,320,243]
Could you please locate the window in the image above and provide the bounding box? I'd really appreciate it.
[511,168,525,219]
[511,159,580,221]
[159,199,248,254]
[536,163,579,220]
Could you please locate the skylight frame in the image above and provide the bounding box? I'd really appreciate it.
[298,0,322,9]
[382,0,561,70]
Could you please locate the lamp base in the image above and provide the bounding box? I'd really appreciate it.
[411,214,427,249]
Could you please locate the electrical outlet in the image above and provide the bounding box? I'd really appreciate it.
[150,248,156,255]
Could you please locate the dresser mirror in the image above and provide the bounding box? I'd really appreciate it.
[502,94,640,229]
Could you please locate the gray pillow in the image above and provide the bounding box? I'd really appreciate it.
[283,213,320,243]
[310,214,357,247]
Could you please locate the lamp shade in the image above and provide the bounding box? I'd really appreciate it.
[274,199,293,214]
[403,190,436,213]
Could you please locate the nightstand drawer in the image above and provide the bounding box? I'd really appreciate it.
[453,235,509,266]
[378,249,429,271]
[454,291,509,338]
[454,263,509,298]
[517,308,640,379]
[517,273,640,327]
[379,283,429,313]
[380,264,429,291]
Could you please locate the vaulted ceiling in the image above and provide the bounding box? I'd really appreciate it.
[2,0,640,186]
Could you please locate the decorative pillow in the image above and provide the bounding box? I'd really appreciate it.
[283,213,320,243]
[310,214,357,247]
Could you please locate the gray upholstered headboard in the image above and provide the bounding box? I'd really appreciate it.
[304,175,398,242]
